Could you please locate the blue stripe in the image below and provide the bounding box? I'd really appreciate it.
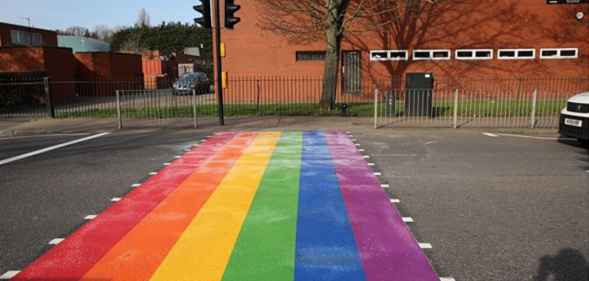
[294,131,367,281]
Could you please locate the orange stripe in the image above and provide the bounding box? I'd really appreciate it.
[80,132,258,281]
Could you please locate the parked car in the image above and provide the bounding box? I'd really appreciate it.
[559,92,589,144]
[173,72,210,95]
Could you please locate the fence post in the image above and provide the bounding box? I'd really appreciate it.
[374,89,379,129]
[43,77,55,118]
[531,89,537,129]
[453,89,459,129]
[116,90,122,130]
[192,89,199,129]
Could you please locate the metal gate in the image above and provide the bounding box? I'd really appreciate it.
[342,51,362,94]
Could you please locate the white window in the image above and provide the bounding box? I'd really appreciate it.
[540,48,578,59]
[412,49,451,60]
[10,30,40,46]
[498,49,536,60]
[455,49,493,60]
[370,50,408,61]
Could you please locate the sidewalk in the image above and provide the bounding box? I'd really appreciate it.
[0,116,558,137]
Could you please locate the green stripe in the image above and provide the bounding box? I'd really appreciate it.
[221,132,303,281]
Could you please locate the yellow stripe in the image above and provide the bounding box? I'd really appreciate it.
[149,132,281,281]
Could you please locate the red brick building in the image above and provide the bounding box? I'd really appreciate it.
[219,0,589,97]
[0,22,58,47]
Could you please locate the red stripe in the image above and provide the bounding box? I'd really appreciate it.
[13,132,238,280]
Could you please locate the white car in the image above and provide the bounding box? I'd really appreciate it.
[559,92,589,144]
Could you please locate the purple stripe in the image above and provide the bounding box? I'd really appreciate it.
[325,132,439,281]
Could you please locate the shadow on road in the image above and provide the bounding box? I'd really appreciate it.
[534,248,589,281]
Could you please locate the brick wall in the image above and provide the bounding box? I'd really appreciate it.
[0,23,58,47]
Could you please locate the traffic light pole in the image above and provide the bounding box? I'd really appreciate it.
[213,0,225,126]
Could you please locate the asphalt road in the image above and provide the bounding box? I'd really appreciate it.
[0,129,587,281]
[356,131,589,281]
[0,130,211,275]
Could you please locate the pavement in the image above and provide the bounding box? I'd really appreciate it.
[0,118,587,280]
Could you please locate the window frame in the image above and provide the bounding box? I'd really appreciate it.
[540,48,578,59]
[295,51,327,62]
[369,50,408,61]
[412,49,451,61]
[497,48,536,60]
[455,49,493,60]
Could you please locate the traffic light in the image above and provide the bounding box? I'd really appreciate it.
[194,1,212,29]
[224,0,241,29]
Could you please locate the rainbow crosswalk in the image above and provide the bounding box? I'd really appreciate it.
[12,131,439,281]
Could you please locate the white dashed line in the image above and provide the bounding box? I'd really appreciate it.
[111,197,122,202]
[175,156,182,159]
[419,243,433,249]
[368,163,375,166]
[497,133,576,141]
[390,199,400,203]
[0,270,21,280]
[373,172,382,176]
[0,132,110,166]
[84,215,97,220]
[363,156,370,159]
[163,163,171,166]
[149,172,157,175]
[402,217,414,223]
[440,278,456,281]
[49,238,65,245]
[358,149,365,152]
[381,184,390,188]
[132,183,142,187]
[482,132,499,138]
[355,144,361,146]
[352,139,358,142]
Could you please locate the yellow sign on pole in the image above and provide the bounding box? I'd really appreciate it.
[220,43,226,58]
[222,71,227,89]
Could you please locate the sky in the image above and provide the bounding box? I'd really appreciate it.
[0,0,200,31]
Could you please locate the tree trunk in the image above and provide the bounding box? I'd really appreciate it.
[320,25,341,110]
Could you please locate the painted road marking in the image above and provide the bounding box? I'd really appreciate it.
[49,239,64,245]
[175,156,181,159]
[440,278,456,281]
[0,271,20,280]
[149,172,157,175]
[390,199,401,203]
[359,149,365,152]
[84,215,97,220]
[163,163,171,166]
[0,133,90,141]
[363,155,370,159]
[482,132,499,138]
[402,217,414,223]
[381,184,390,188]
[14,132,439,281]
[368,163,375,166]
[419,243,433,249]
[355,144,361,146]
[497,133,576,141]
[373,172,382,176]
[0,133,110,166]
[110,198,121,202]
[131,183,141,187]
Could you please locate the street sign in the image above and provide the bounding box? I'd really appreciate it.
[547,0,589,4]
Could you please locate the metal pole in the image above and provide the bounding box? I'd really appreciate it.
[213,0,225,126]
[43,77,54,118]
[116,90,122,130]
[531,89,537,129]
[192,89,199,129]
[453,89,459,129]
[374,89,378,129]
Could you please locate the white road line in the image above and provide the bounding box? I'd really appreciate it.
[0,132,110,166]
[440,278,456,281]
[419,243,433,249]
[0,270,20,280]
[84,215,97,220]
[390,199,400,203]
[111,197,122,202]
[163,163,171,166]
[49,238,65,245]
[175,156,182,159]
[352,139,358,141]
[368,163,375,166]
[373,172,382,176]
[381,184,390,188]
[363,155,370,159]
[402,217,414,223]
[482,132,499,138]
[358,149,365,152]
[149,172,157,175]
[0,133,90,141]
[355,144,361,146]
[132,183,142,187]
[496,133,576,141]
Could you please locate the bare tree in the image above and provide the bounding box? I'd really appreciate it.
[136,8,151,28]
[64,26,90,37]
[93,25,113,42]
[254,0,434,109]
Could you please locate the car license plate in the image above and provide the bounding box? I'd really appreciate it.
[565,118,583,127]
